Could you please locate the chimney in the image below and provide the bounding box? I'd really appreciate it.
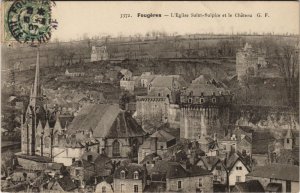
[150,137,157,154]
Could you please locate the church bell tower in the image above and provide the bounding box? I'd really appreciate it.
[21,48,45,155]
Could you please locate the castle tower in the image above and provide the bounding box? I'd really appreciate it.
[21,49,46,155]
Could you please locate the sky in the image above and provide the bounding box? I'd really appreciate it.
[51,1,299,41]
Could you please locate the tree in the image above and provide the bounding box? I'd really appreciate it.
[273,43,299,109]
[1,150,15,177]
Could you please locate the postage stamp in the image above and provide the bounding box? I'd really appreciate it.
[3,0,57,45]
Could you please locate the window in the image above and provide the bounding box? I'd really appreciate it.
[75,169,80,176]
[236,166,242,170]
[287,139,290,144]
[160,146,163,150]
[286,180,291,192]
[188,98,192,103]
[158,93,161,97]
[199,178,203,187]
[87,155,93,162]
[134,171,139,179]
[112,140,120,157]
[178,181,182,189]
[120,170,125,179]
[134,185,138,193]
[212,98,216,103]
[200,98,204,104]
[102,186,106,193]
[121,184,125,193]
[236,176,241,182]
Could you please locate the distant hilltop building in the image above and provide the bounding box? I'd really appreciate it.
[119,69,135,92]
[180,75,233,140]
[236,43,267,81]
[65,69,85,77]
[91,45,109,62]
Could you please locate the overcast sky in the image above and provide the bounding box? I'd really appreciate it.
[51,1,299,41]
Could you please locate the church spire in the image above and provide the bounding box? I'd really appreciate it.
[29,48,42,107]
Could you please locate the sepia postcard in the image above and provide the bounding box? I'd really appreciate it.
[0,1,299,192]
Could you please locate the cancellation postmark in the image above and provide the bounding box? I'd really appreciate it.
[4,0,57,45]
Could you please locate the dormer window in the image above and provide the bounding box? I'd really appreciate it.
[212,98,216,103]
[200,98,204,104]
[121,170,125,179]
[134,171,139,179]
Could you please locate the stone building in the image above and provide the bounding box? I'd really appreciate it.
[136,96,170,129]
[246,164,299,193]
[113,163,147,193]
[180,75,232,140]
[91,45,109,62]
[236,43,267,81]
[148,75,187,104]
[21,50,47,156]
[165,163,213,193]
[95,180,114,193]
[140,72,157,88]
[138,129,176,163]
[67,104,146,160]
[120,69,135,92]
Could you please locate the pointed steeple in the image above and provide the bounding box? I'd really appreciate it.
[29,49,42,107]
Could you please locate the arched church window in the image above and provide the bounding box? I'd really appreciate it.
[35,135,41,147]
[112,140,120,157]
[44,137,50,148]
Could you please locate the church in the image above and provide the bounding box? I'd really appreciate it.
[18,50,146,167]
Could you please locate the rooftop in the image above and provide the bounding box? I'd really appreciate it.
[67,104,146,138]
[247,164,299,182]
[233,180,265,192]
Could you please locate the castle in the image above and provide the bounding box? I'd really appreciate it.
[179,75,232,140]
[236,43,267,81]
[91,45,109,62]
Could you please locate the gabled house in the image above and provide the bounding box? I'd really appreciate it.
[225,153,251,188]
[120,69,135,92]
[113,163,147,193]
[138,129,176,163]
[69,159,96,187]
[47,176,77,192]
[196,156,227,185]
[165,163,213,193]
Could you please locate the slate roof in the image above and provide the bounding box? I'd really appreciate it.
[237,126,254,134]
[151,161,211,179]
[150,129,176,142]
[57,115,74,128]
[265,183,282,192]
[150,75,187,89]
[198,156,220,171]
[252,131,275,154]
[233,180,265,192]
[67,104,146,138]
[56,176,77,191]
[225,153,251,172]
[247,164,299,182]
[140,153,162,164]
[114,163,146,180]
[183,75,229,97]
